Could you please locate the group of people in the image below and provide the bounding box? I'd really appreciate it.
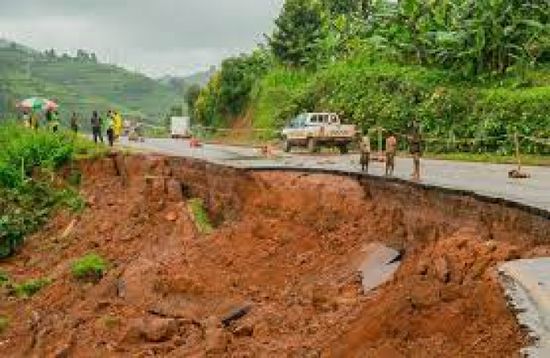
[23,109,124,148]
[359,125,422,181]
[90,110,123,146]
[23,109,60,132]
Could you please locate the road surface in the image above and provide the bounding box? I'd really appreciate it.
[499,259,550,357]
[121,137,550,213]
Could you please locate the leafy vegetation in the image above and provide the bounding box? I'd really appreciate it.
[268,0,326,67]
[193,0,550,155]
[194,50,271,127]
[0,270,9,286]
[188,198,213,234]
[0,271,50,299]
[12,277,51,298]
[185,84,201,121]
[71,253,108,282]
[0,124,92,258]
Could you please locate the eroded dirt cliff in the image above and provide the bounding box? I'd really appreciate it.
[0,154,548,357]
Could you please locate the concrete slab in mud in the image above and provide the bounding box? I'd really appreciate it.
[357,243,401,293]
[499,258,550,357]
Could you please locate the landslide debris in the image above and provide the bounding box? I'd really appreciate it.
[0,154,548,357]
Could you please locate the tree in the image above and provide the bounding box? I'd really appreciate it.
[268,0,326,67]
[185,84,201,119]
[76,49,90,62]
[45,49,57,59]
[170,105,183,117]
[321,0,372,16]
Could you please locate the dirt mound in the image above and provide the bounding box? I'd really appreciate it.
[0,154,548,357]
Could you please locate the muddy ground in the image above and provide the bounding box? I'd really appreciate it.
[0,154,549,357]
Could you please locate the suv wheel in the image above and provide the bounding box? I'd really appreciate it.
[282,138,291,152]
[338,143,349,154]
[307,138,317,153]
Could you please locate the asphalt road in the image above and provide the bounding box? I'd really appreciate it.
[121,137,550,213]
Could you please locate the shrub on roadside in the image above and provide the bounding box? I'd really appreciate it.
[71,253,108,282]
[12,278,51,298]
[0,123,93,258]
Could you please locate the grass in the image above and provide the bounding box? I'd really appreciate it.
[0,271,51,299]
[13,278,51,298]
[71,253,108,282]
[424,152,550,166]
[0,316,8,334]
[72,134,109,160]
[188,198,214,234]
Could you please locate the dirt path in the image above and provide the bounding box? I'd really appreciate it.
[0,154,548,357]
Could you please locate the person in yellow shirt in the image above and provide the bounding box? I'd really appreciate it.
[113,111,123,139]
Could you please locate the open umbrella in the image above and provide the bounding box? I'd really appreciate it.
[18,97,58,111]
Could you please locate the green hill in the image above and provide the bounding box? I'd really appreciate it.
[0,40,182,126]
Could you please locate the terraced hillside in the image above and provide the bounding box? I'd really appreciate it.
[0,40,182,125]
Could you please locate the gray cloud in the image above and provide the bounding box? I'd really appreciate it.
[0,0,283,76]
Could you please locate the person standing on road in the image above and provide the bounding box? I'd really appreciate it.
[91,111,103,144]
[70,112,79,134]
[113,111,123,140]
[409,123,422,181]
[385,132,397,176]
[106,113,115,147]
[359,133,371,173]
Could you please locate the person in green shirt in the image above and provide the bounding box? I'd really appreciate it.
[106,112,115,147]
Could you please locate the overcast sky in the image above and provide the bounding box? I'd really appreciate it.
[0,0,283,77]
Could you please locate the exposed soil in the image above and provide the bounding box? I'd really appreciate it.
[0,154,549,357]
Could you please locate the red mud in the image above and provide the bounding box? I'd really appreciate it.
[0,154,549,357]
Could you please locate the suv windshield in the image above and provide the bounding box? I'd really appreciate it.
[291,114,307,128]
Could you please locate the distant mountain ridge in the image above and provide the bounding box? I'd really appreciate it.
[0,38,37,54]
[158,66,216,92]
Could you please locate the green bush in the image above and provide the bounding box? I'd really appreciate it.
[188,198,213,235]
[0,183,56,257]
[251,67,311,131]
[13,278,51,298]
[71,253,108,281]
[0,124,93,258]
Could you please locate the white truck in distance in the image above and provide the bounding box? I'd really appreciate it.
[170,116,191,138]
[281,113,357,153]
